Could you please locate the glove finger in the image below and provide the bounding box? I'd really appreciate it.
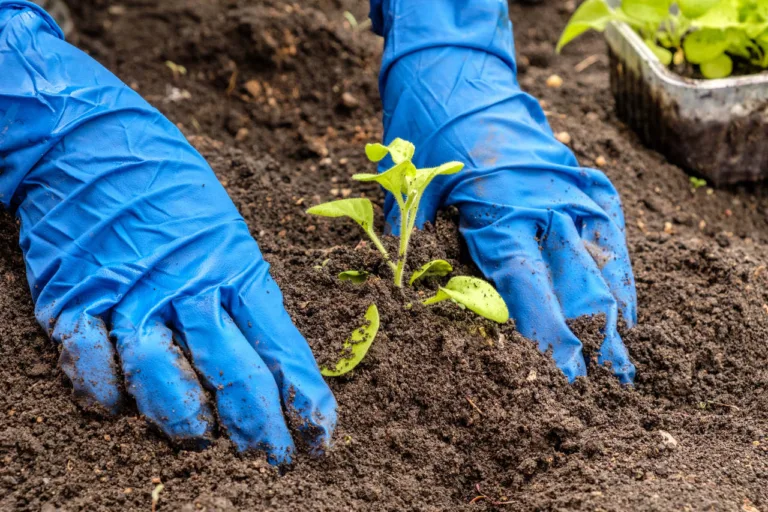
[171,293,296,464]
[459,208,588,381]
[544,212,636,384]
[52,308,122,413]
[581,215,638,328]
[111,316,214,445]
[222,263,337,455]
[578,167,628,233]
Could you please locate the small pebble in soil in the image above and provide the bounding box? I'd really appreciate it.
[659,430,678,450]
[546,74,563,88]
[555,131,571,144]
[341,92,360,109]
[245,80,262,99]
[235,128,249,142]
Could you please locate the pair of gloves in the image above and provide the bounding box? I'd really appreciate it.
[0,0,636,463]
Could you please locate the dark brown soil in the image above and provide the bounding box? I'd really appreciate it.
[1,0,767,510]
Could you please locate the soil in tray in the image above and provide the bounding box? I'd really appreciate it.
[1,0,767,511]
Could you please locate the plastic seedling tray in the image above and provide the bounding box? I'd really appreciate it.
[605,21,768,185]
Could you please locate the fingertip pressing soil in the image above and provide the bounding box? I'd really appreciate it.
[1,1,767,511]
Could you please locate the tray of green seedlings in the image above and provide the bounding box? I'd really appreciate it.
[558,0,768,185]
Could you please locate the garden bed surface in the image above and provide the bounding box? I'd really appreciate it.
[0,0,766,510]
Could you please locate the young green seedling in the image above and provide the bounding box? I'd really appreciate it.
[308,138,463,288]
[308,140,510,377]
[557,0,768,79]
[689,176,707,190]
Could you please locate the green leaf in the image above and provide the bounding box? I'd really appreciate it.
[689,176,707,189]
[388,138,416,164]
[321,304,380,377]
[683,28,729,63]
[406,161,464,197]
[678,0,721,19]
[339,270,369,284]
[699,52,733,77]
[556,0,617,52]
[365,143,389,162]
[622,0,671,23]
[695,0,741,29]
[423,276,509,323]
[646,40,674,64]
[409,259,453,285]
[306,198,375,232]
[338,270,369,284]
[364,138,415,164]
[353,160,417,196]
[726,27,756,57]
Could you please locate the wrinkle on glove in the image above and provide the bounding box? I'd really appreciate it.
[369,0,637,383]
[0,0,336,462]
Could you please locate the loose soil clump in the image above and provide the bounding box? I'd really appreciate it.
[1,0,766,510]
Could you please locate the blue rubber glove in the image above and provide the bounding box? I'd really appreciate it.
[0,1,336,463]
[370,0,637,383]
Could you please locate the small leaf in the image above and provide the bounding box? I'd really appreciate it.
[700,53,733,78]
[307,198,375,232]
[353,160,417,196]
[689,177,707,189]
[678,0,720,19]
[409,259,453,285]
[365,143,389,162]
[407,161,464,196]
[695,0,741,29]
[423,276,509,323]
[364,138,415,164]
[621,0,671,24]
[683,28,729,64]
[321,304,380,377]
[646,40,673,65]
[338,270,369,284]
[556,0,617,52]
[387,138,416,164]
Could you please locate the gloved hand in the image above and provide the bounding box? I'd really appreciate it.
[0,1,336,463]
[369,0,637,383]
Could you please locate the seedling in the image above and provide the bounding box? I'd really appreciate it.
[308,140,510,375]
[689,176,707,189]
[308,138,466,288]
[151,483,164,512]
[558,0,768,79]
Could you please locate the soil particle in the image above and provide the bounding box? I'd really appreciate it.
[1,0,767,511]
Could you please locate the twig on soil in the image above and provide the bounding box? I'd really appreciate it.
[574,54,601,72]
[465,396,484,416]
[226,67,238,96]
[470,484,513,506]
[707,400,741,411]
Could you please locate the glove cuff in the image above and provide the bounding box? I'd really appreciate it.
[0,0,64,39]
[372,0,518,88]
